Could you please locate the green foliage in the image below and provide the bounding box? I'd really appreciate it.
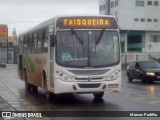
[150,56,160,63]
[121,63,128,70]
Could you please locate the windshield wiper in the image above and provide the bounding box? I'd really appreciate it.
[95,29,105,45]
[71,29,83,44]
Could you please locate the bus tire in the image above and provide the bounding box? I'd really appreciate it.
[32,85,38,92]
[45,83,54,100]
[42,71,52,100]
[24,71,32,91]
[93,92,104,99]
[46,91,53,100]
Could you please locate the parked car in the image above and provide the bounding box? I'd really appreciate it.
[0,61,6,68]
[127,60,160,83]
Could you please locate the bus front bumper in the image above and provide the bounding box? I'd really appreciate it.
[53,77,121,94]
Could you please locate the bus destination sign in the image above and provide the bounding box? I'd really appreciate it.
[56,16,118,29]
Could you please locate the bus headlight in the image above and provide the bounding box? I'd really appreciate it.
[56,70,72,81]
[105,69,120,81]
[60,73,72,81]
[63,76,69,81]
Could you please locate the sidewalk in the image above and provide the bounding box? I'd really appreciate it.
[0,92,26,120]
[0,65,25,120]
[6,64,17,69]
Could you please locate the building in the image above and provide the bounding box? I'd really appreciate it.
[0,27,17,63]
[99,0,160,52]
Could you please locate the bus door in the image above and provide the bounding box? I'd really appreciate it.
[49,24,55,89]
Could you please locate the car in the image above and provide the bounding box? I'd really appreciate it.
[127,60,160,83]
[0,61,6,68]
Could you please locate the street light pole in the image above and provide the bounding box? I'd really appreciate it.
[6,26,8,64]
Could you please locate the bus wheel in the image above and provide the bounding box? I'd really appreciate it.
[44,80,52,99]
[93,92,104,99]
[32,85,38,92]
[24,72,32,91]
[43,71,53,100]
[46,91,52,100]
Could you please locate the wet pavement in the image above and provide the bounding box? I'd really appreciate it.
[0,64,160,120]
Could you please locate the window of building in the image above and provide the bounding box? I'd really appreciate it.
[1,42,7,48]
[136,0,144,7]
[99,6,102,11]
[115,0,118,7]
[140,18,145,22]
[102,5,105,10]
[147,19,152,22]
[150,35,160,42]
[111,2,114,8]
[9,42,13,47]
[100,5,105,11]
[148,1,152,5]
[154,19,158,22]
[154,1,159,6]
[134,18,139,22]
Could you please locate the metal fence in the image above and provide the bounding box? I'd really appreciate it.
[121,52,160,69]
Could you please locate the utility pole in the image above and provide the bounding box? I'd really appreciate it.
[12,27,17,64]
[6,26,8,63]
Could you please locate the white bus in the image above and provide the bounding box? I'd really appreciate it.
[18,15,121,99]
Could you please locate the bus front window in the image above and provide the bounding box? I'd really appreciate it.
[56,30,120,68]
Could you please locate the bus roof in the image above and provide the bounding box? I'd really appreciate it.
[19,15,117,36]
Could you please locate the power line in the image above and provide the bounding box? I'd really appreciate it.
[0,20,43,24]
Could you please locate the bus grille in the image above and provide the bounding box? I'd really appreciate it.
[75,77,103,81]
[78,84,101,88]
[68,69,110,76]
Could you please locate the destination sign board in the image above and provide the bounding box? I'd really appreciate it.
[56,16,118,29]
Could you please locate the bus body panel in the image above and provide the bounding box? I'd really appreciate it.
[19,54,48,88]
[54,77,121,94]
[52,64,121,94]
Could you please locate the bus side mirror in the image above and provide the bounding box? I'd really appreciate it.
[50,35,57,47]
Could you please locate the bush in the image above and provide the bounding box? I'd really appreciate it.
[150,57,160,63]
[121,63,128,70]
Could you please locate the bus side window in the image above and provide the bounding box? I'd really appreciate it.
[28,34,32,54]
[18,40,23,54]
[42,28,48,53]
[37,30,42,53]
[23,35,28,54]
[33,32,38,53]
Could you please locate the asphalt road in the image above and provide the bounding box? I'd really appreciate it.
[0,64,160,120]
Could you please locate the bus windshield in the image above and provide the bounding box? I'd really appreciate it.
[56,30,120,68]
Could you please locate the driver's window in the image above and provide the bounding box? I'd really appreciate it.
[135,62,139,68]
[130,62,136,68]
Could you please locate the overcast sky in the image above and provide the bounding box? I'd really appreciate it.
[0,0,99,35]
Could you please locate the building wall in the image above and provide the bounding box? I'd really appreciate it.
[99,0,110,15]
[0,47,15,63]
[109,0,160,31]
[144,31,160,52]
[99,0,160,52]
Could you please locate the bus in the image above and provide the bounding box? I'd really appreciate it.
[18,15,121,99]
